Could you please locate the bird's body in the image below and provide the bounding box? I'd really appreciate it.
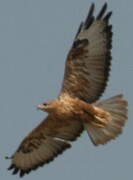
[7,3,128,177]
[39,94,93,119]
[38,94,111,128]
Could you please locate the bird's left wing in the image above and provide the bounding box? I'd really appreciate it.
[7,115,83,177]
[60,3,112,103]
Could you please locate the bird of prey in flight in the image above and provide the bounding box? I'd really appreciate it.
[7,3,128,177]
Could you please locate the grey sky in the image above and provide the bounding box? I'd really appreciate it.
[0,0,132,179]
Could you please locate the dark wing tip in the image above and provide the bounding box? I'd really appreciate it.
[75,3,112,39]
[20,170,25,177]
[96,2,107,19]
[8,164,25,177]
[8,164,15,170]
[75,22,84,39]
[84,3,112,29]
[12,168,19,175]
[75,3,95,38]
[104,11,112,22]
[88,3,95,17]
[84,3,95,29]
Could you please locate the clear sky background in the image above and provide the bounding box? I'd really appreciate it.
[0,0,132,179]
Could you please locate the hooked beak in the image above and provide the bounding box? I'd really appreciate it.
[37,104,45,111]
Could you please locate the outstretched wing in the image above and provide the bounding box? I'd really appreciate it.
[8,116,83,177]
[60,3,112,103]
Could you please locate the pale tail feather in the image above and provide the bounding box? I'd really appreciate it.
[84,94,128,146]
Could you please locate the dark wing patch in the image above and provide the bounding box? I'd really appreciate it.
[60,3,112,103]
[70,39,89,59]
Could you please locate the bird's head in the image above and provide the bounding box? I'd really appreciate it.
[37,100,58,113]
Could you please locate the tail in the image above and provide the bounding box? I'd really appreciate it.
[84,94,128,146]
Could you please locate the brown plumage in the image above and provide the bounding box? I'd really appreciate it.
[7,3,128,177]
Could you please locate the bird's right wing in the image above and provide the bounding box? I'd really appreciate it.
[7,115,83,177]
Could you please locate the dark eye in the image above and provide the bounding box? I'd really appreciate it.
[43,103,48,106]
